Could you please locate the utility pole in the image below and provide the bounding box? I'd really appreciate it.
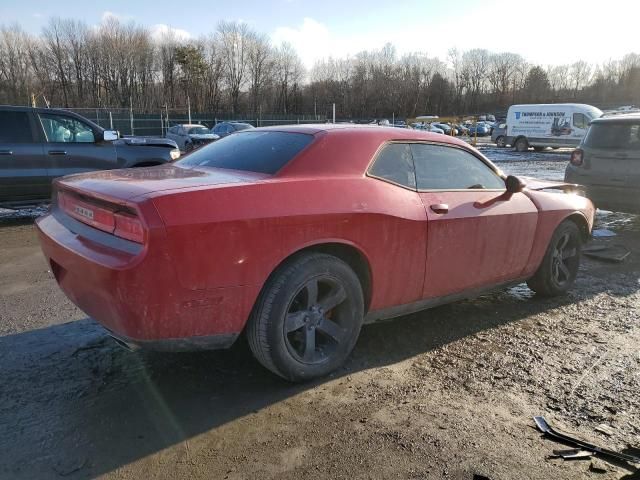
[187,96,191,124]
[129,96,134,136]
[332,103,336,124]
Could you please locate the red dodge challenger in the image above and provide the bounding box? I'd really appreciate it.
[37,125,595,381]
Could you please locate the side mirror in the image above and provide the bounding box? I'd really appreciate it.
[102,130,118,142]
[505,175,525,193]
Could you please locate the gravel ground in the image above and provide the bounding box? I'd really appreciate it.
[1,148,638,480]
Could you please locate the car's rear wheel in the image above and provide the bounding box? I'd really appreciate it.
[514,137,529,152]
[247,253,364,382]
[527,220,582,296]
[496,136,506,148]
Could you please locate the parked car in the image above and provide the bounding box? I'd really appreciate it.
[467,124,490,137]
[565,113,640,213]
[37,124,594,381]
[455,124,470,136]
[433,123,454,135]
[505,103,602,152]
[166,124,219,152]
[491,122,508,147]
[0,106,180,205]
[211,121,255,138]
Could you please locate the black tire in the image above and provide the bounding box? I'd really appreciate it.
[533,146,545,152]
[527,221,582,296]
[184,141,193,152]
[514,137,529,152]
[247,253,364,382]
[496,136,506,148]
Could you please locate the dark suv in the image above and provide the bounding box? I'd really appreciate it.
[0,106,180,205]
[565,113,640,213]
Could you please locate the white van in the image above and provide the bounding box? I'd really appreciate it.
[501,103,602,151]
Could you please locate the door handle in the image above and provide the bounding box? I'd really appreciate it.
[48,150,67,155]
[430,203,449,214]
[0,150,12,155]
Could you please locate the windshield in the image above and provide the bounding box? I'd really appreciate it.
[176,131,314,174]
[583,123,640,149]
[188,127,210,135]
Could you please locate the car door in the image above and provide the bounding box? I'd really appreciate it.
[411,142,538,299]
[36,112,117,181]
[0,110,47,203]
[166,126,178,145]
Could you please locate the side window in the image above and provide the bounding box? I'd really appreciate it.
[573,113,589,130]
[411,144,505,190]
[168,126,177,134]
[368,143,416,189]
[0,111,34,143]
[39,114,95,143]
[213,124,224,134]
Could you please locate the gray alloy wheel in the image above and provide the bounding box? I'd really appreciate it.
[496,136,506,148]
[527,220,581,296]
[247,253,364,382]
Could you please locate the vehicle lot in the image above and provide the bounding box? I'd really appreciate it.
[1,147,639,479]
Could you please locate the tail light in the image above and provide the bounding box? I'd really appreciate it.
[114,212,144,243]
[570,148,584,166]
[58,190,145,243]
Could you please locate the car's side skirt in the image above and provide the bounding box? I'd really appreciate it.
[364,278,529,324]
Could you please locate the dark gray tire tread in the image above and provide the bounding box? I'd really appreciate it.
[246,253,364,382]
[527,220,581,296]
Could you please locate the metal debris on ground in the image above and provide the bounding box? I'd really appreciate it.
[533,416,640,465]
[583,243,631,263]
[552,448,594,460]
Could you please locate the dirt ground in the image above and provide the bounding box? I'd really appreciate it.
[1,148,639,479]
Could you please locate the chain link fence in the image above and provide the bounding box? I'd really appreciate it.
[64,108,327,137]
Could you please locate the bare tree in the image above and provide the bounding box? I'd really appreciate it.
[246,31,272,115]
[217,21,250,114]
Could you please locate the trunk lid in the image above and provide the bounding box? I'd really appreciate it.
[55,165,269,201]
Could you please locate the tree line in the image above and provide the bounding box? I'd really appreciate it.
[1,17,639,119]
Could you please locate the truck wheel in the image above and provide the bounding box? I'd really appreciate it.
[527,220,582,296]
[496,136,506,148]
[247,253,364,382]
[514,137,529,152]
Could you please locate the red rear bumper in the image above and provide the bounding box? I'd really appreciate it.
[36,210,255,349]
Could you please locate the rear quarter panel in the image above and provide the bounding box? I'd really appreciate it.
[150,175,428,329]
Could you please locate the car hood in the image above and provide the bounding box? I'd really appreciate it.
[114,137,178,149]
[55,165,269,202]
[188,133,219,140]
[520,177,580,192]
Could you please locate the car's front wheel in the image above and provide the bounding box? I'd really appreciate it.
[527,220,582,296]
[514,137,529,152]
[247,253,364,382]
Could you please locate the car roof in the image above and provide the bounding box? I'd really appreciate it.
[180,124,207,128]
[592,113,640,124]
[0,105,103,130]
[269,124,478,178]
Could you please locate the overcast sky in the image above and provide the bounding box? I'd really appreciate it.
[1,0,638,69]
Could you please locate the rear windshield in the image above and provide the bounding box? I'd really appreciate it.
[176,131,314,174]
[583,123,640,150]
